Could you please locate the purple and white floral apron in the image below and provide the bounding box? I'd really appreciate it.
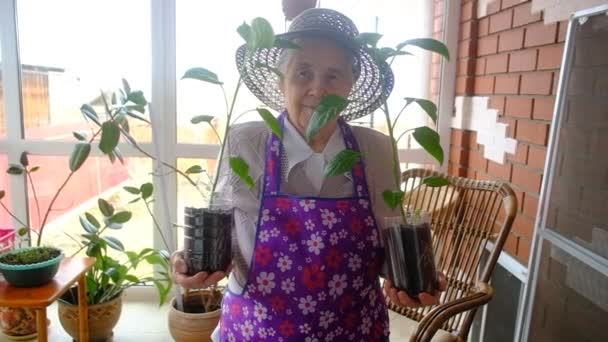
[220,115,389,341]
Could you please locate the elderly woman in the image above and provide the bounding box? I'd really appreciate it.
[172,8,445,341]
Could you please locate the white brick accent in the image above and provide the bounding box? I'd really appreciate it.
[452,96,518,164]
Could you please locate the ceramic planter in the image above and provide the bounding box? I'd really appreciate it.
[57,288,122,342]
[0,307,37,340]
[0,247,63,287]
[168,289,223,342]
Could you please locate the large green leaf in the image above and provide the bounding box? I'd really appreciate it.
[80,104,101,126]
[396,38,450,61]
[305,94,350,140]
[229,156,255,189]
[103,236,125,252]
[124,108,150,124]
[251,17,275,49]
[98,198,115,217]
[123,186,140,195]
[257,108,282,139]
[145,254,164,265]
[73,131,88,141]
[115,114,130,133]
[404,98,438,125]
[181,67,222,85]
[110,211,132,224]
[237,22,252,44]
[127,90,147,106]
[69,143,91,172]
[79,216,98,234]
[125,275,140,283]
[6,164,24,175]
[185,165,204,174]
[412,127,444,165]
[357,32,383,47]
[19,152,29,167]
[324,149,361,177]
[85,212,100,228]
[140,183,153,200]
[422,175,450,187]
[122,78,131,95]
[190,115,214,125]
[99,121,120,154]
[382,190,405,210]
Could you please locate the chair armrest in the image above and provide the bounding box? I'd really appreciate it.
[410,282,494,342]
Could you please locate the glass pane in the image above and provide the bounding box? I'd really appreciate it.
[27,155,154,278]
[17,0,152,142]
[545,13,608,258]
[0,154,11,227]
[482,263,522,341]
[529,241,608,342]
[0,36,5,139]
[176,0,431,148]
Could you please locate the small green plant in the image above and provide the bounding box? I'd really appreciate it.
[0,246,60,265]
[69,192,172,305]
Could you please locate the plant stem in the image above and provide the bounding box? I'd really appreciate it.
[0,201,29,228]
[210,76,243,198]
[26,171,42,230]
[115,124,204,198]
[37,129,102,246]
[144,199,170,251]
[382,103,407,220]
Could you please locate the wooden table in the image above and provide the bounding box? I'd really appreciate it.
[0,257,95,342]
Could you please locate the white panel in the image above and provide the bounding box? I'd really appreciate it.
[452,96,518,164]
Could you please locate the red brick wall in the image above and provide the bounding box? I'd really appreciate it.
[448,0,567,264]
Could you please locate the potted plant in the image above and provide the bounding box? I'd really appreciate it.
[56,189,172,341]
[0,81,173,339]
[0,155,65,288]
[317,34,450,296]
[0,152,76,339]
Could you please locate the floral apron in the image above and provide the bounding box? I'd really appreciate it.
[220,115,389,341]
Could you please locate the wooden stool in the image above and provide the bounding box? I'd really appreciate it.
[0,257,95,342]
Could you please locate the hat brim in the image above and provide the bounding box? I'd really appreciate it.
[235,34,394,122]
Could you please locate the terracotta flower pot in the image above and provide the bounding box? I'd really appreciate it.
[57,289,122,342]
[168,289,223,342]
[0,307,37,340]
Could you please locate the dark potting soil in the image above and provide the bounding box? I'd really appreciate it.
[383,222,438,297]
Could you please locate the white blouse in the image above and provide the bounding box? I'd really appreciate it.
[213,118,398,295]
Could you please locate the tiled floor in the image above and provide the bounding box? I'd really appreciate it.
[0,296,414,341]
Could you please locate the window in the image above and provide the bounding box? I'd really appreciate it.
[16,0,152,142]
[2,0,441,273]
[0,154,10,228]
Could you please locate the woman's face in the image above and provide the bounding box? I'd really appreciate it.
[279,38,355,136]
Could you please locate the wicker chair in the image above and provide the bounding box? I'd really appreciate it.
[385,168,517,342]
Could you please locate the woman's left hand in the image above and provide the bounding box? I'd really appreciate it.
[383,273,447,308]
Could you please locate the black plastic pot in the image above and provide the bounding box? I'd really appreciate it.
[183,207,232,275]
[0,247,64,287]
[382,221,438,297]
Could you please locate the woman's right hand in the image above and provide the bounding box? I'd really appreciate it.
[170,250,230,289]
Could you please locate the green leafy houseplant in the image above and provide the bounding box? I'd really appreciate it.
[0,90,173,338]
[307,34,451,295]
[0,153,66,288]
[56,188,172,341]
